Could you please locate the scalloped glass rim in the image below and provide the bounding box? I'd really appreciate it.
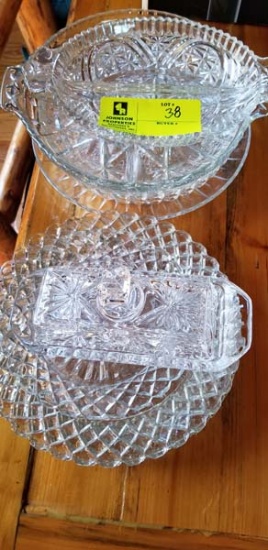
[0,214,249,466]
[41,9,197,49]
[33,128,250,219]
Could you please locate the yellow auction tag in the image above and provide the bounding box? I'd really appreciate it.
[98,97,201,136]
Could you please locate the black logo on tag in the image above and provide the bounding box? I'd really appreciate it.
[113,101,128,116]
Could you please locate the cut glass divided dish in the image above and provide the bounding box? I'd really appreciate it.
[0,213,252,466]
[1,9,268,204]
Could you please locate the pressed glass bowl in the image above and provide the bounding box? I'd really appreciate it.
[1,9,267,203]
[0,213,252,466]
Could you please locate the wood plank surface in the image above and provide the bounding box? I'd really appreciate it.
[0,18,30,550]
[0,212,17,262]
[0,121,34,223]
[0,0,58,223]
[0,23,23,172]
[0,420,30,550]
[16,0,57,52]
[1,1,267,549]
[15,515,268,550]
[0,0,23,57]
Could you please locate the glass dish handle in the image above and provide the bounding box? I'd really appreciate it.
[234,285,252,359]
[255,56,268,117]
[211,285,252,372]
[0,65,24,113]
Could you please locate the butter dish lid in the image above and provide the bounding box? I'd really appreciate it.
[1,213,252,374]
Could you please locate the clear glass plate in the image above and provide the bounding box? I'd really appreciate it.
[33,128,250,219]
[0,213,252,466]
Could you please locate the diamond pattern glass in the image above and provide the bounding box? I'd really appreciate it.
[0,213,252,466]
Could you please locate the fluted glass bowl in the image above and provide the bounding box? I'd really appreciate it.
[1,9,268,204]
[0,213,252,466]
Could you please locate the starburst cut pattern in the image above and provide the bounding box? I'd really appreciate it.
[3,12,262,198]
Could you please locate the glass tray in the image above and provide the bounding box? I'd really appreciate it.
[0,213,251,466]
[33,128,250,220]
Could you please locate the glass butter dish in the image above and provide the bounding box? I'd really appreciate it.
[1,9,267,212]
[12,261,250,373]
[0,213,252,466]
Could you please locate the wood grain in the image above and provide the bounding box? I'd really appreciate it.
[0,23,23,254]
[17,0,57,52]
[0,0,58,226]
[0,0,23,57]
[0,420,30,550]
[16,515,268,550]
[0,121,34,223]
[25,459,128,521]
[0,212,17,262]
[68,0,142,21]
[15,165,76,249]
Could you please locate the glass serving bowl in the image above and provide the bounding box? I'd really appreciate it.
[0,213,252,466]
[1,9,267,204]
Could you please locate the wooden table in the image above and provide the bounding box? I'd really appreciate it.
[1,1,268,548]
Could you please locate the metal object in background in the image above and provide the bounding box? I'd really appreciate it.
[207,0,242,22]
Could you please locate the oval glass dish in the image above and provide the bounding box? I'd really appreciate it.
[1,9,267,206]
[0,213,252,467]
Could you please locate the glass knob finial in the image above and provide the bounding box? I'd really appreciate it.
[96,265,145,322]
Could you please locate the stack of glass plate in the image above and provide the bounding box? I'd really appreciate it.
[0,213,252,466]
